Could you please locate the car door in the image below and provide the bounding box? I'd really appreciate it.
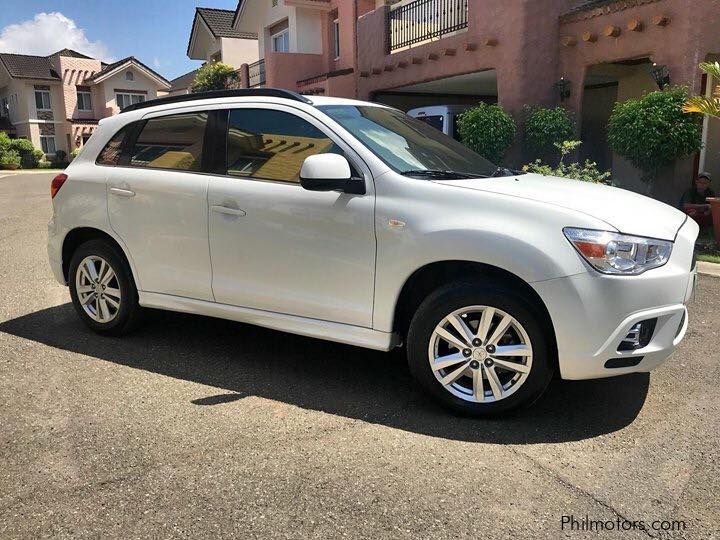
[105,110,213,301]
[207,104,376,327]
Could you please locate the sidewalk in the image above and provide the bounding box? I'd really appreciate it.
[698,261,720,277]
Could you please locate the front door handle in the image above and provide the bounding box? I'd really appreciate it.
[109,187,135,198]
[211,205,246,217]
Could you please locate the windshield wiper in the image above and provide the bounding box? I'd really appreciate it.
[491,166,524,177]
[400,169,484,179]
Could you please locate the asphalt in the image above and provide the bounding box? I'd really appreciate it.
[0,172,718,539]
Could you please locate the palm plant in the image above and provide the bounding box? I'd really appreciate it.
[684,62,720,119]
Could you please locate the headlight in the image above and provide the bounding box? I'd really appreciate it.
[563,228,673,275]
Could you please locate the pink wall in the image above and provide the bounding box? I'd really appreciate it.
[265,51,325,90]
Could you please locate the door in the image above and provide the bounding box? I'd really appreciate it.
[106,110,213,301]
[208,105,376,327]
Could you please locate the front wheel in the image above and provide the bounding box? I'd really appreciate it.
[407,282,554,416]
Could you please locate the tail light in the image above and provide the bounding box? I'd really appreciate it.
[51,173,68,198]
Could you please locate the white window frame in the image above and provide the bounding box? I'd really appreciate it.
[40,135,56,155]
[332,18,340,60]
[77,90,92,112]
[116,92,146,110]
[271,29,290,53]
[35,89,52,111]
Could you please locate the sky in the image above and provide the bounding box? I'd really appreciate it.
[0,0,240,81]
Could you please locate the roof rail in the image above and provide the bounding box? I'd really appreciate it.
[120,88,314,113]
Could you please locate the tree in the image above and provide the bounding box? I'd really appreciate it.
[607,87,702,187]
[684,62,720,119]
[456,103,516,164]
[191,62,236,93]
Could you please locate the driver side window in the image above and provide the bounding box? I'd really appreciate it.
[226,109,344,183]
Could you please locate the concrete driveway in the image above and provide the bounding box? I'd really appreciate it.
[1,172,718,539]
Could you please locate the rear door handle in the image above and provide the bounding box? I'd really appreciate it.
[211,205,246,217]
[109,187,135,198]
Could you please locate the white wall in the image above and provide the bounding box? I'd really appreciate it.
[100,66,164,115]
[292,8,323,54]
[219,37,259,67]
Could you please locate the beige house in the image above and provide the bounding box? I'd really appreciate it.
[0,48,170,157]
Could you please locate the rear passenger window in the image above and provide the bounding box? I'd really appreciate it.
[226,109,338,183]
[130,112,208,171]
[96,125,131,166]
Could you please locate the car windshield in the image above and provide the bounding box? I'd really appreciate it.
[318,105,500,179]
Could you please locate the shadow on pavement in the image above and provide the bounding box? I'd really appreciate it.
[0,303,649,444]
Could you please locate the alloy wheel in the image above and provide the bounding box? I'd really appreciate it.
[75,255,122,323]
[428,305,533,403]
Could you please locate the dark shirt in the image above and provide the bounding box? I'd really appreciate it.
[680,187,715,207]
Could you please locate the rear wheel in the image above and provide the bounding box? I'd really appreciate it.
[407,281,553,416]
[68,240,141,335]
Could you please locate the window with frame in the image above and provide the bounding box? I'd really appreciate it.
[226,109,340,183]
[35,89,51,111]
[40,135,56,154]
[116,93,145,110]
[76,88,92,111]
[332,18,340,59]
[129,112,208,171]
[96,124,134,166]
[1,97,8,117]
[272,30,289,52]
[125,71,134,81]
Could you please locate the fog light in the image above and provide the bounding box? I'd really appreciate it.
[618,319,656,351]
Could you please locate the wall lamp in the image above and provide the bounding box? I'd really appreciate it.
[555,77,571,101]
[650,63,670,89]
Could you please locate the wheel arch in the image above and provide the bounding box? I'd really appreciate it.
[61,227,137,286]
[392,260,558,366]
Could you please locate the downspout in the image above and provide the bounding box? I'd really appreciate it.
[353,0,359,98]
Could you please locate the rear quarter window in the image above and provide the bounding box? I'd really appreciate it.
[96,125,133,166]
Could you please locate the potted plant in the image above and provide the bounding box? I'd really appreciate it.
[0,149,21,170]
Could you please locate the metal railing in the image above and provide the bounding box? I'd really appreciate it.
[387,0,469,53]
[249,59,266,88]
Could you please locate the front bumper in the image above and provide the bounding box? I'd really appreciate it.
[533,218,698,380]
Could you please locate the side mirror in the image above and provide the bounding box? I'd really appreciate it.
[300,154,365,195]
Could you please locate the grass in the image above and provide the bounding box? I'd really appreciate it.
[698,253,720,264]
[696,227,720,264]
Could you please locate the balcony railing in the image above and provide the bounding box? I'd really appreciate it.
[249,59,266,88]
[387,0,468,53]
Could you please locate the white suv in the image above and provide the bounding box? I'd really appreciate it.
[48,89,698,416]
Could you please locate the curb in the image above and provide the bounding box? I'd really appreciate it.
[698,261,720,278]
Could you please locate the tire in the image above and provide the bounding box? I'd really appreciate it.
[407,281,554,417]
[68,239,142,336]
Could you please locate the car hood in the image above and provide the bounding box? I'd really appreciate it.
[437,173,686,241]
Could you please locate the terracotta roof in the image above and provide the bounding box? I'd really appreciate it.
[561,0,662,22]
[0,53,60,80]
[196,8,257,39]
[84,56,170,86]
[169,69,199,92]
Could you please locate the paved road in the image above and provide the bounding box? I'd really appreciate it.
[1,172,718,539]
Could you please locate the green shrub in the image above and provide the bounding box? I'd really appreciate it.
[191,62,236,93]
[524,106,575,158]
[0,132,10,155]
[37,160,53,169]
[457,103,516,164]
[608,87,702,181]
[0,149,21,169]
[70,148,81,161]
[9,138,42,168]
[522,140,611,184]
